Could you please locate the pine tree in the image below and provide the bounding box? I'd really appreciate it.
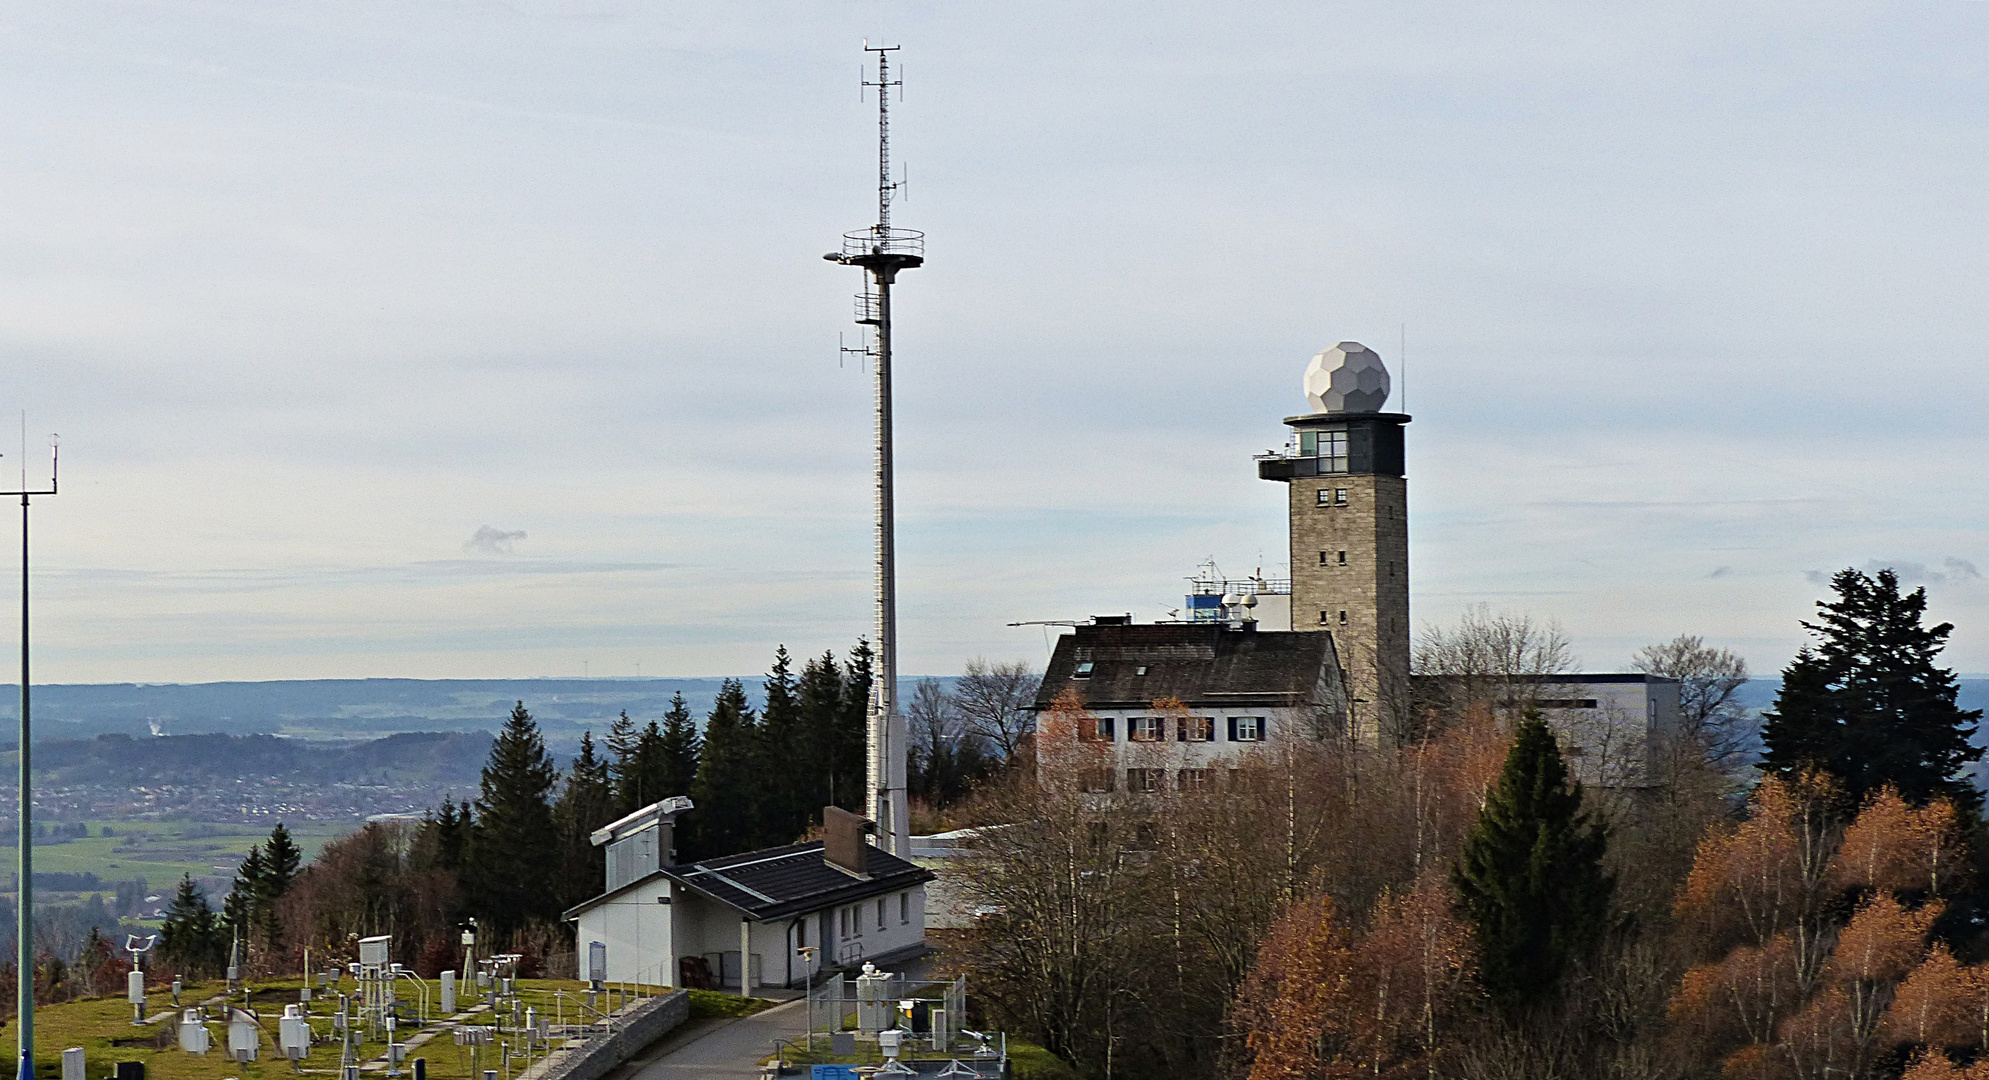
[432,799,471,871]
[553,731,616,911]
[1759,567,1984,811]
[260,822,302,950]
[1453,712,1614,1018]
[687,679,760,858]
[838,641,875,812]
[263,823,302,896]
[657,693,701,801]
[798,652,847,819]
[759,647,806,843]
[224,845,266,947]
[160,873,225,976]
[463,701,562,935]
[605,710,642,814]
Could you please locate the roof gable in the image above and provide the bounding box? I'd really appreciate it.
[1033,624,1342,710]
[565,839,934,922]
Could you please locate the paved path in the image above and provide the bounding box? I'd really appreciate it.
[617,998,810,1080]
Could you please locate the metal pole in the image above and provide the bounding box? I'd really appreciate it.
[868,267,900,855]
[17,492,30,1080]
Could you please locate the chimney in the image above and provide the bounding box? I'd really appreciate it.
[823,806,873,878]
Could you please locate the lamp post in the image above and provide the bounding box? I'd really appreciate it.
[796,945,819,1052]
[5,434,56,1080]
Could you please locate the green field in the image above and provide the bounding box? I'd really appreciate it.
[0,821,358,905]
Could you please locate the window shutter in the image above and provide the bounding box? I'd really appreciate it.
[1226,716,1237,741]
[1259,716,1271,740]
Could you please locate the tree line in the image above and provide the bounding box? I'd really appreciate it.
[152,640,893,977]
[956,566,1988,1079]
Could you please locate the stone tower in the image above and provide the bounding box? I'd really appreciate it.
[1257,343,1410,742]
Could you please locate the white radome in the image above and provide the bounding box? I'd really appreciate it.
[1304,342,1390,413]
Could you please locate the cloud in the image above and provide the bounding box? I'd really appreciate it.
[464,526,527,555]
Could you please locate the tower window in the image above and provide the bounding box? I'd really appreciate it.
[1299,430,1349,473]
[1336,489,1348,505]
[1318,551,1329,565]
[1319,610,1331,625]
[1337,551,1347,565]
[1339,610,1348,625]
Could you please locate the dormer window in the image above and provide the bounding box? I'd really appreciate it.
[1073,662,1095,678]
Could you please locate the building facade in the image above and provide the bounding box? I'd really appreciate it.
[567,800,932,990]
[1030,618,1350,792]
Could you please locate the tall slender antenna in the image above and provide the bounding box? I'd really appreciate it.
[824,43,923,860]
[863,43,904,233]
[3,430,57,1080]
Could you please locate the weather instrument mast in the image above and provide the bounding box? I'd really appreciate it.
[2,426,56,1080]
[824,43,922,858]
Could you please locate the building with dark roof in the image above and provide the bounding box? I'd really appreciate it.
[1028,617,1349,793]
[566,800,933,991]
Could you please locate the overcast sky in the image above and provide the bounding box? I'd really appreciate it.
[1,1,1985,685]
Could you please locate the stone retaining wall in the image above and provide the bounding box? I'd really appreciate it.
[518,990,689,1080]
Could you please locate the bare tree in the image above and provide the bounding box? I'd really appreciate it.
[1411,605,1574,732]
[907,677,986,807]
[952,658,1041,762]
[1632,634,1751,769]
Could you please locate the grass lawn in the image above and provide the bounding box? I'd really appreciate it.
[0,976,637,1080]
[774,1033,1075,1079]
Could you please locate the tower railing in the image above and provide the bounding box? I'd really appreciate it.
[841,226,925,260]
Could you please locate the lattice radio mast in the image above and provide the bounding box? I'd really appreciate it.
[824,42,922,858]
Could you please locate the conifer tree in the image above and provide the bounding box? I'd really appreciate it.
[553,731,616,911]
[222,846,263,945]
[464,701,561,935]
[759,647,806,842]
[1761,567,1983,811]
[160,873,225,976]
[798,652,847,818]
[838,641,875,811]
[605,710,642,814]
[657,693,702,802]
[1453,712,1614,1018]
[432,799,471,871]
[263,822,302,897]
[687,679,760,857]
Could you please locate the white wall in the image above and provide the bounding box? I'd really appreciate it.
[1075,706,1320,788]
[575,880,674,986]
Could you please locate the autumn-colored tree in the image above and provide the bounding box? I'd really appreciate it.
[1670,779,1968,1078]
[1232,870,1476,1080]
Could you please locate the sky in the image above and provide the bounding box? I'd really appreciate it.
[0,1,1985,684]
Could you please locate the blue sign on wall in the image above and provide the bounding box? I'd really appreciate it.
[810,1067,859,1080]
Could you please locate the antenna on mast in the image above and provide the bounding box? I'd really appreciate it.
[823,44,923,861]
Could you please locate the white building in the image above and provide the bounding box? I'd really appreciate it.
[566,801,933,991]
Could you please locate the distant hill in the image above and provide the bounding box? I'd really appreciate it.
[0,676,955,746]
[0,678,743,742]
